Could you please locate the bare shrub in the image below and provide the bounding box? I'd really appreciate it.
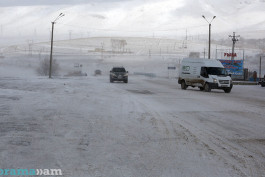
[37,58,59,76]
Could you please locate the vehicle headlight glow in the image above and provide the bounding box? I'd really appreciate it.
[213,78,218,83]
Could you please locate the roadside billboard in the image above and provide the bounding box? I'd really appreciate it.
[219,60,243,76]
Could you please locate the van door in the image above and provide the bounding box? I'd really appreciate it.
[181,65,192,84]
[198,67,208,86]
[187,65,198,85]
[200,67,208,78]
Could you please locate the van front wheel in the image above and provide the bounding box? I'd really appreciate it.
[224,88,232,93]
[181,81,188,90]
[204,83,211,92]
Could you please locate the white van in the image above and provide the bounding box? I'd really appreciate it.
[178,58,233,93]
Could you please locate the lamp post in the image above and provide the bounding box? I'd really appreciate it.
[49,13,65,79]
[202,15,216,59]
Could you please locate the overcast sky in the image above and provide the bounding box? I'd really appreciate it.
[0,0,265,43]
[0,0,126,6]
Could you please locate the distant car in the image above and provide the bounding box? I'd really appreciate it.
[94,69,102,76]
[110,67,128,83]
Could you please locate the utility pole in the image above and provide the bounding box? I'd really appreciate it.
[101,42,104,60]
[208,23,211,58]
[243,49,245,67]
[229,32,240,60]
[186,29,188,41]
[260,56,263,82]
[49,22,55,79]
[183,29,187,49]
[28,40,33,56]
[0,25,2,35]
[49,13,65,79]
[215,45,217,59]
[149,49,151,57]
[69,30,72,40]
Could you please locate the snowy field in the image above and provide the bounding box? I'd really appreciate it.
[2,37,264,75]
[0,55,265,177]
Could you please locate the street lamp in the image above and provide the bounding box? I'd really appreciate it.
[49,13,65,79]
[202,15,216,59]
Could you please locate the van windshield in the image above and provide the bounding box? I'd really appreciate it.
[206,67,227,76]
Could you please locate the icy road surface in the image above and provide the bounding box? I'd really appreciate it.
[0,75,265,177]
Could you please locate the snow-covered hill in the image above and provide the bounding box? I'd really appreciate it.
[1,36,264,76]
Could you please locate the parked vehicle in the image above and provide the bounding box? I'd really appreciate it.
[259,80,265,87]
[259,75,265,87]
[178,58,233,93]
[110,67,128,83]
[94,69,102,76]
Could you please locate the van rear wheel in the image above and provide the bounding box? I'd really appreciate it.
[181,80,188,90]
[204,83,211,92]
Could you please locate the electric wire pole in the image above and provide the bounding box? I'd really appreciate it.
[69,30,72,40]
[259,56,261,81]
[229,32,240,60]
[260,56,262,81]
[101,42,104,60]
[1,24,3,37]
[49,22,55,78]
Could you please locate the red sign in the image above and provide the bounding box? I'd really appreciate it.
[224,53,237,57]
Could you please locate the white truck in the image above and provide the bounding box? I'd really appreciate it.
[178,58,233,93]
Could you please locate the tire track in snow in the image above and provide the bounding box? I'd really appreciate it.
[175,112,265,177]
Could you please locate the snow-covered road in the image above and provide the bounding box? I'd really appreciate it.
[0,75,265,177]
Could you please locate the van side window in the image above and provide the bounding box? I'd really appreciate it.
[200,67,208,78]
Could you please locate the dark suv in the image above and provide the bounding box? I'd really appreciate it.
[110,67,128,83]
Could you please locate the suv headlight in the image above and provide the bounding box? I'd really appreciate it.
[124,73,128,76]
[213,78,218,83]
